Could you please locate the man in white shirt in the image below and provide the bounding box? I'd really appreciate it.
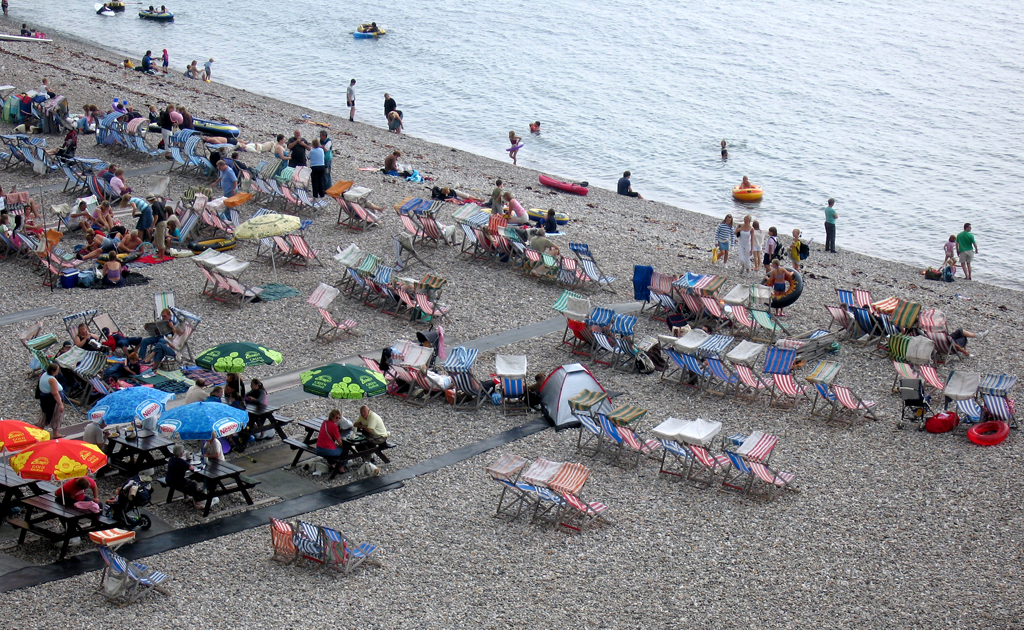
[347,79,356,122]
[183,378,208,404]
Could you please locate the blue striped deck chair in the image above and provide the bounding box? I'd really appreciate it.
[485,454,531,519]
[763,347,807,408]
[295,187,330,211]
[586,307,615,330]
[590,329,620,367]
[531,486,567,528]
[444,346,480,372]
[449,370,487,411]
[982,394,1016,429]
[294,521,327,568]
[597,414,626,465]
[344,268,370,301]
[980,374,1018,397]
[721,451,755,494]
[809,382,838,420]
[955,398,983,424]
[98,547,171,605]
[500,375,527,416]
[698,334,734,358]
[568,242,616,293]
[610,314,638,371]
[492,477,533,520]
[705,356,739,397]
[647,272,678,321]
[63,309,99,339]
[836,289,856,308]
[680,352,710,393]
[849,306,882,343]
[661,346,687,383]
[574,413,603,455]
[321,525,381,575]
[457,223,485,261]
[657,438,693,479]
[60,162,88,194]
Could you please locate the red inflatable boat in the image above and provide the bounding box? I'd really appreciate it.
[539,174,588,196]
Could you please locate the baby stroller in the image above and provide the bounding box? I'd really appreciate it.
[104,475,153,531]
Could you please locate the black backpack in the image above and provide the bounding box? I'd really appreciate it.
[799,241,809,260]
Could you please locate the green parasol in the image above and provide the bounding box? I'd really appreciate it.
[195,342,283,373]
[300,363,388,399]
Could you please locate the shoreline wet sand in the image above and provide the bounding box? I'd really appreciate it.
[1,23,1023,629]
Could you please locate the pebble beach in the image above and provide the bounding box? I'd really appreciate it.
[1,26,1024,629]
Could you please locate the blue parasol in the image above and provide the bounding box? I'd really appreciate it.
[156,402,247,441]
[88,386,174,427]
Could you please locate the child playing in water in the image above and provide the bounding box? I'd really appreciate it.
[766,260,792,316]
[943,235,957,265]
[530,121,541,133]
[508,130,523,165]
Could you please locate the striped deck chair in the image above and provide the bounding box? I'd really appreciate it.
[980,374,1018,397]
[558,257,592,291]
[918,364,945,394]
[500,374,527,416]
[763,347,807,408]
[293,520,328,568]
[849,306,883,343]
[982,394,1017,429]
[660,346,687,383]
[825,305,854,337]
[400,214,427,244]
[924,330,962,364]
[589,328,619,367]
[294,188,330,212]
[269,517,298,564]
[597,414,626,465]
[852,289,874,311]
[418,215,451,247]
[97,547,171,605]
[700,296,732,329]
[390,287,417,318]
[414,293,450,330]
[657,438,693,479]
[749,308,790,343]
[349,201,381,230]
[568,242,616,293]
[574,413,604,455]
[918,308,947,334]
[586,306,615,331]
[610,314,639,371]
[809,382,838,420]
[485,454,531,518]
[832,384,880,425]
[617,425,661,469]
[679,352,710,392]
[891,299,922,332]
[686,444,732,487]
[557,490,614,533]
[720,451,755,494]
[647,272,678,320]
[307,284,357,341]
[405,368,446,406]
[698,334,734,358]
[448,369,487,411]
[321,525,381,575]
[748,462,796,501]
[730,304,759,338]
[872,296,899,315]
[705,356,739,397]
[457,223,486,261]
[567,319,597,360]
[288,234,323,267]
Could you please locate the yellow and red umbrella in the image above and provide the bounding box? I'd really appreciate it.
[8,439,107,481]
[0,419,51,452]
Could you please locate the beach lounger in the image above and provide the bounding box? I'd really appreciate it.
[685,444,732,487]
[747,462,796,501]
[307,283,357,341]
[97,546,171,606]
[832,384,880,425]
[749,308,790,343]
[763,347,807,409]
[556,491,614,533]
[292,520,328,568]
[568,242,616,293]
[617,425,661,469]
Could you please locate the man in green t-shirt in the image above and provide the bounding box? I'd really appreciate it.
[823,197,838,253]
[956,222,978,281]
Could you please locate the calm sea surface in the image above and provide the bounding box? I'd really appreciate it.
[20,0,1024,290]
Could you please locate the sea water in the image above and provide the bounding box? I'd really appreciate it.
[22,0,1024,289]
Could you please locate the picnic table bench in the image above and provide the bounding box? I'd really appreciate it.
[1,465,55,517]
[239,403,292,444]
[161,460,261,517]
[105,433,176,477]
[284,416,395,479]
[6,494,117,559]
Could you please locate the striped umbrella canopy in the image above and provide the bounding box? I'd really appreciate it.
[9,439,107,481]
[157,402,247,441]
[88,386,174,426]
[0,419,51,452]
[195,342,283,373]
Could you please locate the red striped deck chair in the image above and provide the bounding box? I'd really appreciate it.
[680,292,705,321]
[556,492,614,533]
[486,454,531,519]
[734,364,769,404]
[269,517,298,564]
[474,227,499,262]
[685,444,732,487]
[349,202,381,230]
[919,364,945,394]
[521,458,565,524]
[647,272,678,320]
[547,462,591,497]
[853,289,874,311]
[825,305,854,337]
[487,213,508,237]
[748,462,796,501]
[394,287,418,317]
[308,285,358,341]
[872,296,899,315]
[272,235,299,265]
[924,330,961,364]
[734,430,779,464]
[401,214,426,244]
[288,234,323,267]
[918,309,947,334]
[567,319,596,359]
[832,384,880,425]
[699,296,731,329]
[414,292,450,330]
[335,197,357,228]
[730,304,758,338]
[457,224,485,261]
[405,368,445,406]
[418,215,450,248]
[279,185,304,212]
[617,426,662,469]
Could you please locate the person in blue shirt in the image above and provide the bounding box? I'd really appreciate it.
[308,138,326,198]
[139,51,153,73]
[214,160,237,198]
[617,170,643,199]
[205,386,223,404]
[823,197,838,253]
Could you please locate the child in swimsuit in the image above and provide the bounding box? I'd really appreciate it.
[508,130,522,165]
[766,260,791,316]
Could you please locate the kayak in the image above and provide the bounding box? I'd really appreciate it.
[0,34,53,42]
[139,10,174,20]
[193,117,240,139]
[539,174,588,196]
[732,185,763,202]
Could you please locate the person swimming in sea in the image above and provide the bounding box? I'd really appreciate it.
[739,175,755,189]
[529,121,541,133]
[721,140,728,159]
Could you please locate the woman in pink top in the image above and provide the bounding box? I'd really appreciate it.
[502,191,529,225]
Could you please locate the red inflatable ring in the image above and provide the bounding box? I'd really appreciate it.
[967,421,1009,446]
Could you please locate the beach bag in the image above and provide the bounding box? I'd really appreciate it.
[925,411,958,434]
[634,350,656,374]
[78,268,97,288]
[711,246,719,263]
[3,95,23,123]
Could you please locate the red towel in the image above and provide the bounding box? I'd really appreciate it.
[135,254,174,265]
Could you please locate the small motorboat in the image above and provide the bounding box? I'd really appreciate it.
[732,185,763,202]
[193,117,240,139]
[539,174,588,196]
[354,23,385,38]
[139,9,174,21]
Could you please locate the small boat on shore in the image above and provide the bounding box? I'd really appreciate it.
[354,23,385,38]
[539,174,588,196]
[139,9,174,21]
[732,185,763,202]
[0,34,52,42]
[193,117,240,139]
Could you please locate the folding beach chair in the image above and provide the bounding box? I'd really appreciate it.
[749,308,790,343]
[729,304,760,339]
[919,364,946,394]
[832,384,880,425]
[849,306,883,343]
[568,242,616,293]
[747,462,796,501]
[891,299,922,332]
[763,347,807,409]
[824,305,854,338]
[720,451,755,495]
[657,438,694,480]
[97,546,171,606]
[486,454,531,520]
[321,525,381,575]
[647,271,679,320]
[685,444,732,487]
[288,234,323,267]
[292,520,328,568]
[393,234,430,271]
[556,492,614,533]
[307,283,357,341]
[574,413,604,456]
[597,414,626,465]
[924,330,963,364]
[496,355,529,416]
[413,293,450,330]
[153,291,175,320]
[705,356,740,397]
[269,517,298,564]
[445,352,488,411]
[617,425,662,469]
[609,314,639,372]
[678,352,711,393]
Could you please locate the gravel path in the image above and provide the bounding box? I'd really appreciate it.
[0,27,1022,629]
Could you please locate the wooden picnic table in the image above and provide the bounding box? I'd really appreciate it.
[105,433,176,477]
[6,493,116,559]
[240,403,292,442]
[283,416,395,479]
[0,465,54,517]
[168,459,260,517]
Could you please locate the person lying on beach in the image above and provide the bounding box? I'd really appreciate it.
[949,328,988,357]
[117,230,143,254]
[78,232,119,260]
